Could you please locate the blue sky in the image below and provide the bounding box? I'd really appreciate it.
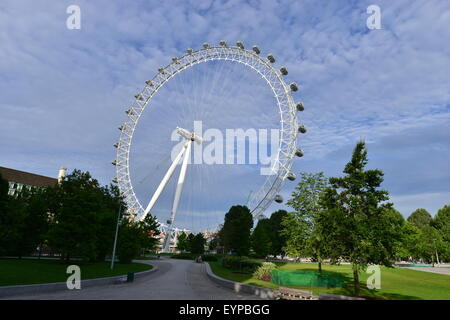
[0,0,449,231]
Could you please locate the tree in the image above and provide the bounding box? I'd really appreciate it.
[319,141,403,295]
[432,205,450,261]
[117,219,142,263]
[222,205,253,256]
[251,218,272,258]
[138,213,161,252]
[176,232,189,252]
[282,172,329,271]
[407,209,432,230]
[417,226,445,265]
[268,210,287,257]
[190,233,206,254]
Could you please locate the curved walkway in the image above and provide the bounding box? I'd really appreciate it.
[3,258,262,300]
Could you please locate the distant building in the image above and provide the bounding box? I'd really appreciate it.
[0,166,66,196]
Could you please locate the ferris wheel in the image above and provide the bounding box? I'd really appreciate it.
[112,41,306,251]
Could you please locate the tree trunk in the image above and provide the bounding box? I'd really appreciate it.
[318,260,322,273]
[352,264,360,296]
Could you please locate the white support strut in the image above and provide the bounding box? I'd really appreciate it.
[163,139,192,252]
[143,140,189,218]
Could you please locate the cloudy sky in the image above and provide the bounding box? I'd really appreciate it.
[1,0,449,231]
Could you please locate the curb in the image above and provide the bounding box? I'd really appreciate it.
[204,262,274,299]
[0,264,158,298]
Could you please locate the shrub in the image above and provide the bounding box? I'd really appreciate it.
[253,262,276,281]
[170,253,195,260]
[201,254,218,261]
[221,256,262,273]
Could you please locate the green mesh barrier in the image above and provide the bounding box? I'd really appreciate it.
[271,269,344,288]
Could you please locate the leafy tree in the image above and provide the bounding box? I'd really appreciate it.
[176,232,189,252]
[432,205,450,261]
[268,210,287,257]
[397,221,421,260]
[222,205,253,256]
[407,208,432,230]
[117,219,142,263]
[186,233,195,252]
[138,213,161,252]
[319,141,403,295]
[417,226,445,265]
[251,218,272,258]
[282,172,329,271]
[190,233,206,254]
[46,170,106,261]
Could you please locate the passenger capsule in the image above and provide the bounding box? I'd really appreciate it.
[135,94,144,101]
[290,82,299,92]
[287,172,296,181]
[187,48,193,54]
[145,80,153,86]
[125,109,133,115]
[158,67,165,74]
[295,149,304,157]
[112,177,118,183]
[112,160,117,166]
[280,67,288,75]
[298,125,307,134]
[252,46,261,54]
[203,43,210,49]
[113,142,119,148]
[167,219,172,225]
[220,40,227,47]
[118,125,123,131]
[274,195,283,203]
[296,102,305,111]
[267,54,275,63]
[236,41,244,49]
[172,57,179,64]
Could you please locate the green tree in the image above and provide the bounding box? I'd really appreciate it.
[138,213,161,252]
[432,205,450,261]
[417,226,445,265]
[407,208,432,230]
[46,170,120,261]
[320,141,403,295]
[222,205,253,256]
[176,232,189,252]
[268,210,287,257]
[251,218,272,258]
[190,233,206,254]
[282,172,329,271]
[117,219,142,263]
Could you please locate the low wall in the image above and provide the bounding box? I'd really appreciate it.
[0,265,158,298]
[204,263,274,299]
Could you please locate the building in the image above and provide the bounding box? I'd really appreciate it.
[0,166,66,196]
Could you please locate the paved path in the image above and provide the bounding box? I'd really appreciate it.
[4,258,262,300]
[404,267,450,276]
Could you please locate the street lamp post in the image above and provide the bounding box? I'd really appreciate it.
[110,204,122,270]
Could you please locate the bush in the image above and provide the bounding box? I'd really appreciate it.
[170,253,195,260]
[221,256,262,273]
[253,262,276,281]
[201,254,218,261]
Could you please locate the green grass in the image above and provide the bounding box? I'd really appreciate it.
[208,261,450,300]
[0,258,152,286]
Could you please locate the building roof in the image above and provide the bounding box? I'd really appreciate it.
[0,166,57,187]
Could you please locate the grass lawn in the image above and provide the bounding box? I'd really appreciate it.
[208,261,450,300]
[0,258,152,286]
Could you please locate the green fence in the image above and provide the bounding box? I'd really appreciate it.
[271,269,343,288]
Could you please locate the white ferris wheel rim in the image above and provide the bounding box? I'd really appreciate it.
[114,42,301,222]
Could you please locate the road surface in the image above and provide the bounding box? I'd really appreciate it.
[4,258,263,300]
